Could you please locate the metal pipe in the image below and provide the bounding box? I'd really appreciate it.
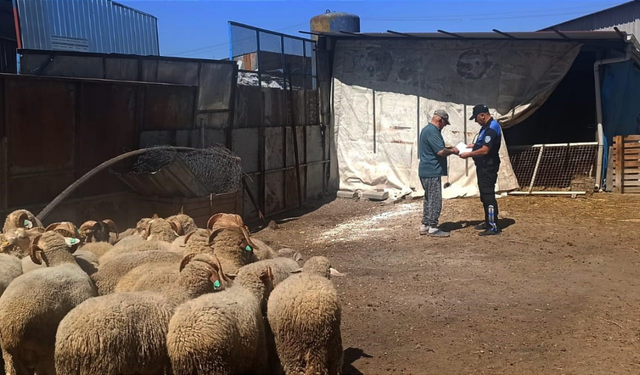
[37,147,198,222]
[594,45,633,190]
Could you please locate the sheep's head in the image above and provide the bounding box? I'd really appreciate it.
[1,227,41,257]
[206,213,244,231]
[29,231,79,267]
[292,256,346,279]
[143,218,180,242]
[208,226,256,262]
[45,222,84,252]
[135,214,159,235]
[167,214,197,235]
[3,209,42,233]
[179,253,232,293]
[80,219,119,243]
[277,248,304,262]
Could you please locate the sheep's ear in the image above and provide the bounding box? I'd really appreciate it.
[184,230,197,244]
[206,213,224,231]
[240,226,256,249]
[168,220,183,236]
[225,273,237,280]
[179,253,198,272]
[208,228,225,245]
[102,220,119,238]
[290,268,303,274]
[152,213,159,219]
[29,235,43,265]
[329,267,346,277]
[293,252,303,262]
[144,221,153,240]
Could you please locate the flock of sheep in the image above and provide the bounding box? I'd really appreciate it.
[0,209,345,375]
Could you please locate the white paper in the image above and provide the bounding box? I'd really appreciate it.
[455,142,472,154]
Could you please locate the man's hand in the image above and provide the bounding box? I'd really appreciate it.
[467,143,474,149]
[460,152,472,159]
[451,147,460,155]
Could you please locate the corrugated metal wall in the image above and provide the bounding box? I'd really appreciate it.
[546,2,640,38]
[15,0,159,55]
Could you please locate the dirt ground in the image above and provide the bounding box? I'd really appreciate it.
[253,193,640,375]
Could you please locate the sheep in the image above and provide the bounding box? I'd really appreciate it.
[0,231,97,375]
[91,250,183,295]
[99,237,174,264]
[113,227,252,293]
[0,254,22,297]
[166,213,198,235]
[143,217,181,243]
[170,228,208,254]
[21,249,99,276]
[0,227,44,258]
[79,219,119,244]
[233,255,305,373]
[55,253,230,375]
[77,241,114,259]
[166,265,274,375]
[206,212,245,231]
[267,256,346,375]
[2,209,43,233]
[45,221,84,252]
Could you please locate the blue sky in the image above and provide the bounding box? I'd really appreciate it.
[119,0,628,59]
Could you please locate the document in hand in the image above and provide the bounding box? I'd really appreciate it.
[455,142,472,155]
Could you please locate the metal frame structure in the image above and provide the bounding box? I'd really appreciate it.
[229,21,328,218]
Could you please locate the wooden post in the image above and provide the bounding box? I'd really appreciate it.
[615,136,624,193]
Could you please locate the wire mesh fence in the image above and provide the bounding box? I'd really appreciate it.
[131,146,244,195]
[229,21,317,90]
[508,143,598,193]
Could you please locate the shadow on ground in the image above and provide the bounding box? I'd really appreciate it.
[248,194,337,232]
[342,347,373,375]
[440,218,516,232]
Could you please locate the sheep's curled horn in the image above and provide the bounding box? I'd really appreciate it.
[29,234,44,265]
[179,253,198,272]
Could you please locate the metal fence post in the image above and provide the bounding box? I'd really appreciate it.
[528,145,545,193]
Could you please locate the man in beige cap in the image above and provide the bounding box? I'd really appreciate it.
[418,109,459,237]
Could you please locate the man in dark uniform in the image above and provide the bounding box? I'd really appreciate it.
[460,104,502,236]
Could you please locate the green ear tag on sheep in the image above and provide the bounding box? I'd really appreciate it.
[245,245,252,252]
[23,220,33,229]
[213,280,221,289]
[64,238,79,246]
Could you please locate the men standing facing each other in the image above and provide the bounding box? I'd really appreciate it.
[460,104,502,236]
[419,109,459,237]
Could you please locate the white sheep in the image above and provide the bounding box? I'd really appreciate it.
[55,252,230,375]
[114,227,254,293]
[77,241,114,259]
[170,228,209,254]
[267,256,346,375]
[0,227,44,258]
[0,254,22,297]
[0,231,97,375]
[143,217,180,242]
[91,250,183,294]
[98,237,174,264]
[166,265,274,375]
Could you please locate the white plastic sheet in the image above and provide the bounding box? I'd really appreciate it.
[331,39,582,198]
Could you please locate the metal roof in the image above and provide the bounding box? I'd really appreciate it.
[542,1,638,30]
[300,29,633,43]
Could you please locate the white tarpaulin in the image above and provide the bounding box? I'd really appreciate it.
[332,39,582,198]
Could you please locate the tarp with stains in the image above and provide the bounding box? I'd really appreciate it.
[331,39,582,198]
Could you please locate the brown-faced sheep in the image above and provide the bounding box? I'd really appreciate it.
[206,212,244,231]
[79,219,119,244]
[0,232,97,375]
[267,256,345,375]
[166,265,274,375]
[55,253,230,375]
